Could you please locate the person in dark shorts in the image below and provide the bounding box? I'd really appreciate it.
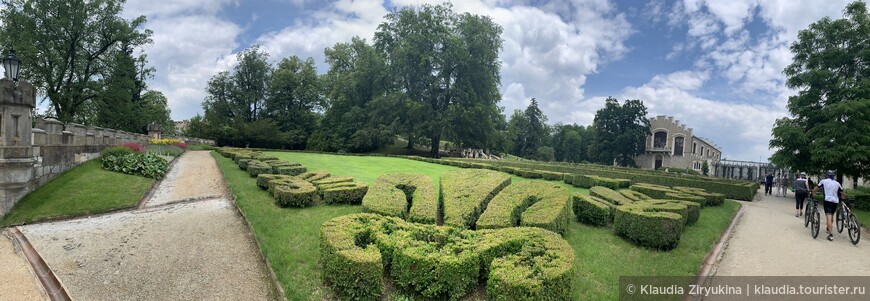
[812,171,845,241]
[794,172,809,217]
[765,173,774,195]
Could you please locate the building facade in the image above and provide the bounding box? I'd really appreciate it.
[634,115,721,172]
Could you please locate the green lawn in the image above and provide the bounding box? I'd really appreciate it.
[214,151,740,300]
[1,160,154,226]
[854,209,870,230]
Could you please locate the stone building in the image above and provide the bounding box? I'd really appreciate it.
[634,115,722,172]
[174,119,190,135]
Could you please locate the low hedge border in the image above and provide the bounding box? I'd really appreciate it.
[619,190,652,203]
[320,213,574,301]
[673,186,725,207]
[360,173,438,223]
[476,182,572,234]
[572,193,613,226]
[570,175,631,190]
[614,201,687,250]
[665,192,707,207]
[629,183,674,199]
[441,169,512,229]
[321,182,369,205]
[589,186,634,206]
[311,176,354,188]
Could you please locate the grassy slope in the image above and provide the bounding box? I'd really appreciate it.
[215,151,740,300]
[1,160,154,226]
[854,209,869,230]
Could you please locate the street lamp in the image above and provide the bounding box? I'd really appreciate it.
[2,47,21,82]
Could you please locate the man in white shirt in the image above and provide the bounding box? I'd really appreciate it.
[812,171,846,241]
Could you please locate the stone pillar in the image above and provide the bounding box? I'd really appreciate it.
[0,79,36,217]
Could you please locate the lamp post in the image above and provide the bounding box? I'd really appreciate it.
[2,47,21,83]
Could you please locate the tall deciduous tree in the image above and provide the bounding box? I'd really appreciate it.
[266,56,321,149]
[593,97,650,167]
[375,3,503,157]
[0,0,151,123]
[774,0,870,184]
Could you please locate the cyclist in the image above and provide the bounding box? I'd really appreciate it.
[794,172,809,217]
[812,171,845,241]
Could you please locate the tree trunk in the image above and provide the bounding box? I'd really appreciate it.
[853,175,859,189]
[430,134,440,158]
[406,132,414,149]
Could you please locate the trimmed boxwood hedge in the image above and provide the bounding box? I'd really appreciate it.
[619,189,652,202]
[441,169,511,229]
[629,183,674,199]
[245,160,272,177]
[613,201,688,250]
[320,182,369,205]
[665,192,707,206]
[320,213,574,301]
[311,176,354,188]
[589,186,634,206]
[571,175,631,190]
[572,193,612,226]
[360,173,438,223]
[271,177,318,207]
[476,181,572,234]
[673,186,725,207]
[298,171,330,182]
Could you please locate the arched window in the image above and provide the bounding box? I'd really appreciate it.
[674,136,684,156]
[653,131,667,148]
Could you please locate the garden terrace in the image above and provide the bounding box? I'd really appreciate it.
[476,181,572,234]
[441,169,512,229]
[320,213,574,300]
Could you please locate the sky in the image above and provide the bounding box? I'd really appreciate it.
[117,0,858,162]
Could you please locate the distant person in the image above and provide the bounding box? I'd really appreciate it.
[765,173,774,195]
[775,173,782,196]
[812,171,845,241]
[780,174,789,197]
[794,172,809,217]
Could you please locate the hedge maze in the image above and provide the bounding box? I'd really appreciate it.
[218,148,369,207]
[320,213,574,301]
[476,181,572,234]
[360,173,438,223]
[441,169,512,229]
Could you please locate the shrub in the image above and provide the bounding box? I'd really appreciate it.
[846,188,870,211]
[614,201,688,250]
[146,144,185,157]
[321,182,369,205]
[361,173,438,223]
[572,193,612,226]
[311,176,354,188]
[320,214,574,301]
[149,138,184,145]
[589,186,634,206]
[540,171,570,181]
[441,169,511,229]
[665,192,707,207]
[477,182,572,234]
[629,183,674,199]
[272,178,318,207]
[119,142,146,153]
[298,171,330,182]
[101,153,169,179]
[246,160,273,177]
[619,190,651,202]
[672,186,725,207]
[174,142,188,149]
[100,146,133,159]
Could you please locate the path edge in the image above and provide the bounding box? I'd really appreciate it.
[137,154,182,208]
[8,227,71,301]
[693,202,745,286]
[210,151,287,301]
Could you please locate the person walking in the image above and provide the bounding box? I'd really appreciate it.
[794,172,809,217]
[812,171,846,241]
[775,173,781,196]
[780,174,789,197]
[765,173,774,195]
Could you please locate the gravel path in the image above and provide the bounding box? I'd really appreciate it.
[0,231,47,301]
[714,189,870,276]
[17,151,280,300]
[147,151,226,207]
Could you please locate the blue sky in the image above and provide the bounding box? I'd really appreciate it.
[119,0,858,161]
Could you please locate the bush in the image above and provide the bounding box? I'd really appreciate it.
[256,174,319,207]
[361,173,438,223]
[540,171,570,181]
[320,214,574,301]
[246,160,273,177]
[298,171,330,182]
[572,193,612,226]
[619,190,651,203]
[100,146,134,158]
[613,201,687,250]
[477,182,572,234]
[275,165,306,176]
[846,188,870,211]
[311,176,354,188]
[629,183,674,199]
[146,144,185,157]
[672,186,725,207]
[665,192,707,207]
[321,182,369,205]
[119,142,146,153]
[101,153,169,179]
[589,186,634,206]
[441,169,512,229]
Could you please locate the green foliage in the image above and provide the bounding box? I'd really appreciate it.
[775,0,870,180]
[531,146,556,162]
[630,183,674,199]
[589,186,634,206]
[592,97,650,167]
[360,173,438,223]
[571,175,630,190]
[441,169,511,229]
[672,186,725,207]
[572,193,613,226]
[701,160,709,176]
[551,123,592,163]
[246,160,273,177]
[101,153,169,179]
[311,176,354,188]
[100,146,134,158]
[477,181,572,234]
[614,201,687,250]
[319,213,574,301]
[1,0,152,123]
[508,99,550,158]
[269,176,319,207]
[665,192,707,207]
[146,144,185,157]
[618,189,652,203]
[320,182,369,205]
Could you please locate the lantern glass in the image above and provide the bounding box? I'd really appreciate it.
[2,48,21,81]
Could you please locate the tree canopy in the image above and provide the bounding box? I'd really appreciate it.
[592,97,651,167]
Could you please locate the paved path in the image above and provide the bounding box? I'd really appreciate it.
[18,151,280,300]
[714,189,870,276]
[0,231,47,301]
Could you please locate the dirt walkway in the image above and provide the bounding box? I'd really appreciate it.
[714,189,870,276]
[18,151,280,300]
[0,231,47,301]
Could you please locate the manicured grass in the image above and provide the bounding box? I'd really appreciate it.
[214,151,740,300]
[854,209,870,230]
[1,160,154,226]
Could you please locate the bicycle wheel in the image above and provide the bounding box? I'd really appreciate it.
[848,213,861,245]
[811,209,821,239]
[804,204,812,227]
[836,207,844,233]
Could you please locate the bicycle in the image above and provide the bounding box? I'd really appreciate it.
[806,193,821,239]
[804,193,817,228]
[835,197,861,245]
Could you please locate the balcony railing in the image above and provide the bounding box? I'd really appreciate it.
[647,146,670,152]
